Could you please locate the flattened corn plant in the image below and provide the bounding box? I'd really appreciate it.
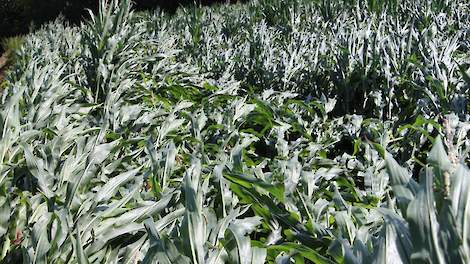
[0,0,470,263]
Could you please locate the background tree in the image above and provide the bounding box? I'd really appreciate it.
[0,0,246,52]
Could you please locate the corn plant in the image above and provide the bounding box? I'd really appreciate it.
[0,0,470,263]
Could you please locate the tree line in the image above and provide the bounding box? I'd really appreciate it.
[0,0,245,52]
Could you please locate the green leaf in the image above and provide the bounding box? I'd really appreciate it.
[450,165,470,259]
[270,243,335,264]
[96,167,140,202]
[372,209,413,264]
[407,168,445,263]
[251,247,267,263]
[224,225,252,264]
[334,211,356,244]
[143,218,191,264]
[0,186,10,238]
[32,216,52,264]
[181,158,205,264]
[427,136,452,173]
[385,152,418,191]
[437,200,465,264]
[225,171,285,203]
[75,228,90,264]
[384,152,419,215]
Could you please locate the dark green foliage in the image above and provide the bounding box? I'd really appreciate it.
[0,0,247,50]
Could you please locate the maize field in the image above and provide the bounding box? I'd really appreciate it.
[1,0,470,263]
